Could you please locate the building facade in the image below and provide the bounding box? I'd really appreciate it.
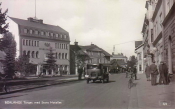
[70,42,111,75]
[110,53,128,63]
[142,0,175,74]
[135,42,144,74]
[7,17,70,75]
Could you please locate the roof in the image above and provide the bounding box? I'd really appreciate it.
[135,41,143,48]
[70,45,88,56]
[80,44,111,57]
[9,17,69,34]
[112,54,127,58]
[117,60,126,66]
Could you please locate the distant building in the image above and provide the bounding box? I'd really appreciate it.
[135,41,144,74]
[7,17,70,75]
[70,42,111,75]
[111,53,127,63]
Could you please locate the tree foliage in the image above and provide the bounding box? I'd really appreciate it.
[3,32,16,78]
[127,55,137,69]
[15,54,30,75]
[0,2,9,34]
[44,47,57,72]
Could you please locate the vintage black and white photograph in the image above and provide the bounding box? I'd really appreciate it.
[0,0,175,109]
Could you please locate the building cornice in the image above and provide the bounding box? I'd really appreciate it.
[162,3,175,26]
[152,0,162,21]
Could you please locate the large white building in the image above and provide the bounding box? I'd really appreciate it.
[7,17,70,75]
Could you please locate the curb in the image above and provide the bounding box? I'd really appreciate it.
[0,79,85,95]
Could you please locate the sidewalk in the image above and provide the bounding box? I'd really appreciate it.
[0,75,85,95]
[129,73,175,109]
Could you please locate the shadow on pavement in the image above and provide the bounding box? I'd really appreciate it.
[90,80,116,84]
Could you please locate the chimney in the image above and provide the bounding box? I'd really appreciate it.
[28,17,33,22]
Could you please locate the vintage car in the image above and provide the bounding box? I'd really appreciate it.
[85,64,110,84]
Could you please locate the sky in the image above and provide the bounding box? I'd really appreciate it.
[1,0,147,58]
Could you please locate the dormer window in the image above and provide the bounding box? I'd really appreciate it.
[51,33,53,37]
[41,31,44,35]
[64,35,67,39]
[35,30,38,35]
[30,30,32,34]
[60,34,62,38]
[24,29,28,33]
[55,34,58,38]
[46,32,49,37]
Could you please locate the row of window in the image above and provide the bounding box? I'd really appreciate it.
[87,51,104,56]
[24,28,68,39]
[23,51,39,58]
[23,50,69,60]
[55,43,68,49]
[46,53,68,59]
[23,39,39,47]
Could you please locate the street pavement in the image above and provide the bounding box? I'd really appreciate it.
[0,73,175,109]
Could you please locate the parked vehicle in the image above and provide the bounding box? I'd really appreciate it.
[85,64,110,84]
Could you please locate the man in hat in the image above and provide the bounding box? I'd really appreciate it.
[150,60,159,85]
[145,64,151,81]
[159,61,168,85]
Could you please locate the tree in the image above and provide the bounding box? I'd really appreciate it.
[0,2,9,34]
[3,32,16,78]
[15,54,30,76]
[127,55,137,69]
[44,47,57,75]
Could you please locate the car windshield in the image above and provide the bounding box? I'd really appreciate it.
[87,65,100,69]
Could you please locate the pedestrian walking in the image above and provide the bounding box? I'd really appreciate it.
[158,61,168,85]
[78,66,83,80]
[150,61,159,86]
[145,64,151,81]
[133,66,137,80]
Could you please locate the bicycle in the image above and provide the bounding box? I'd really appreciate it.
[0,75,10,93]
[128,73,135,89]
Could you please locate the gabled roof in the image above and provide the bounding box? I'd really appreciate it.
[9,17,68,34]
[80,44,111,57]
[70,45,88,56]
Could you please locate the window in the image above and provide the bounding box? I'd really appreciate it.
[60,34,62,38]
[27,51,30,58]
[37,41,39,47]
[23,39,25,45]
[62,44,63,49]
[32,51,35,58]
[60,44,61,49]
[55,52,57,59]
[51,33,53,37]
[35,30,38,35]
[46,32,49,37]
[41,31,44,35]
[98,58,101,63]
[58,43,59,49]
[26,40,28,46]
[65,53,67,59]
[32,40,34,46]
[36,51,39,58]
[55,43,57,48]
[56,34,59,38]
[24,29,28,33]
[62,53,64,59]
[59,53,61,59]
[30,30,33,34]
[64,35,66,39]
[29,40,31,46]
[35,41,37,46]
